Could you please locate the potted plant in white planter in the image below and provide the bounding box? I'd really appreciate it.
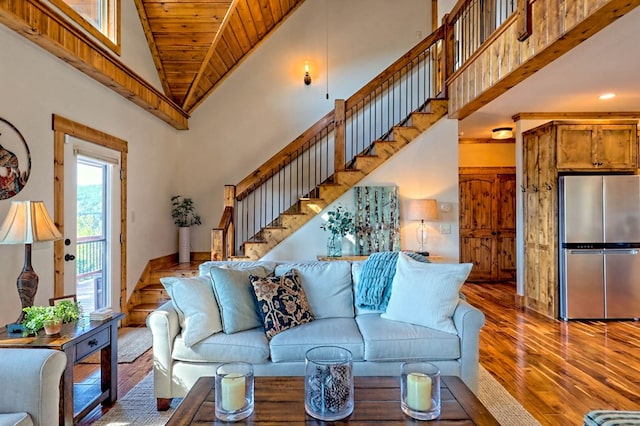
[171,195,202,263]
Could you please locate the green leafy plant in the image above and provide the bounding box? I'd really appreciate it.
[171,195,202,227]
[21,300,81,336]
[320,205,355,237]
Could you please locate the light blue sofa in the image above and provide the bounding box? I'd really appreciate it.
[147,259,485,409]
[0,348,67,426]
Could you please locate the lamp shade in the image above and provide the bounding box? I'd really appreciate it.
[0,200,62,244]
[407,199,439,221]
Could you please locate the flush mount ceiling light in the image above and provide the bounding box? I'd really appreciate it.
[599,93,615,100]
[492,127,513,140]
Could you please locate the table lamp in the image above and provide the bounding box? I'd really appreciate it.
[407,199,438,256]
[0,200,63,332]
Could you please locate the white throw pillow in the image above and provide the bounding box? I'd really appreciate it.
[160,276,222,347]
[381,253,472,334]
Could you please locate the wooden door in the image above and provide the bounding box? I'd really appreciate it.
[459,168,516,282]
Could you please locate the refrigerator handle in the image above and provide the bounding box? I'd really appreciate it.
[567,250,603,255]
[604,249,639,255]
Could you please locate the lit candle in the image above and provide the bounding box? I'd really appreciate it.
[221,373,246,411]
[406,372,432,411]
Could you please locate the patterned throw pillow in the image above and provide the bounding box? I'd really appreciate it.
[250,273,314,340]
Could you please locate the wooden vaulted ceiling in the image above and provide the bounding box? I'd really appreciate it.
[135,0,305,114]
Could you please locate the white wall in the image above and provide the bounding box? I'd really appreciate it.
[184,0,432,252]
[0,23,179,326]
[263,118,460,262]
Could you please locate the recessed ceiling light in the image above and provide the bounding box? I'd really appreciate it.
[599,93,615,100]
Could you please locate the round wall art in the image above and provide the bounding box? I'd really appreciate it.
[0,117,31,200]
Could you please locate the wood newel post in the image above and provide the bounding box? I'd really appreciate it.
[212,186,236,260]
[224,185,235,257]
[334,99,346,172]
[443,13,454,100]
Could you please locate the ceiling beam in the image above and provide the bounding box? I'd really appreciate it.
[133,0,174,101]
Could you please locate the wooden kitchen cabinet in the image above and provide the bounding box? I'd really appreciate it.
[523,124,558,318]
[556,121,638,171]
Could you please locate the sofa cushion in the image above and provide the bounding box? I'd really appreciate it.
[275,261,354,319]
[250,272,315,339]
[199,260,277,276]
[172,327,270,364]
[210,265,271,334]
[160,276,222,347]
[356,314,460,361]
[381,253,472,334]
[0,412,33,426]
[269,318,364,362]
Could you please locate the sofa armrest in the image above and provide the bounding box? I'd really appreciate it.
[0,348,66,426]
[146,301,180,398]
[452,299,486,393]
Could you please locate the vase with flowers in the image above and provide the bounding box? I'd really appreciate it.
[320,206,355,257]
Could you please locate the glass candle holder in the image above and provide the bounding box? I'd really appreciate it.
[305,346,354,421]
[215,361,254,422]
[401,361,441,420]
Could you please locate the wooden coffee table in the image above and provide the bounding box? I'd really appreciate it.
[167,375,498,425]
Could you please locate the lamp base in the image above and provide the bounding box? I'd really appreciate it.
[7,323,24,334]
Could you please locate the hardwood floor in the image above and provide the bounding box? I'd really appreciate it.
[463,282,640,425]
[76,282,640,425]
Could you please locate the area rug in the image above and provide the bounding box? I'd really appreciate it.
[81,327,152,364]
[477,365,541,425]
[93,366,540,425]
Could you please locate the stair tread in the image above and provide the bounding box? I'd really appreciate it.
[130,303,162,311]
[140,283,165,291]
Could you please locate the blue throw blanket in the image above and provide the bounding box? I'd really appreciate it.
[356,251,429,310]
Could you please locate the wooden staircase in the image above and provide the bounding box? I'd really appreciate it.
[240,99,448,260]
[126,254,204,326]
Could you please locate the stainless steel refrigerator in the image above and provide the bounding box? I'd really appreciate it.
[559,175,640,320]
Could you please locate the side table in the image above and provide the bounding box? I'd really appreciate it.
[0,313,125,425]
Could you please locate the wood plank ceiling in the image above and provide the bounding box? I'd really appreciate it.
[134,0,305,114]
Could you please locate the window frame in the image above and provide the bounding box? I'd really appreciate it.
[48,0,121,55]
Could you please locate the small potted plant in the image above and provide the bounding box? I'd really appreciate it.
[171,195,202,263]
[320,205,355,257]
[21,300,81,336]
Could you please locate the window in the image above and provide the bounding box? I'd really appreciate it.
[49,0,120,54]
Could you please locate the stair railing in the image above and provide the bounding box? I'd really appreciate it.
[211,27,446,259]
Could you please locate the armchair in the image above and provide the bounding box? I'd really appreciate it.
[0,348,66,426]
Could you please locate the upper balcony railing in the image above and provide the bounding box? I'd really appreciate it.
[448,0,517,72]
